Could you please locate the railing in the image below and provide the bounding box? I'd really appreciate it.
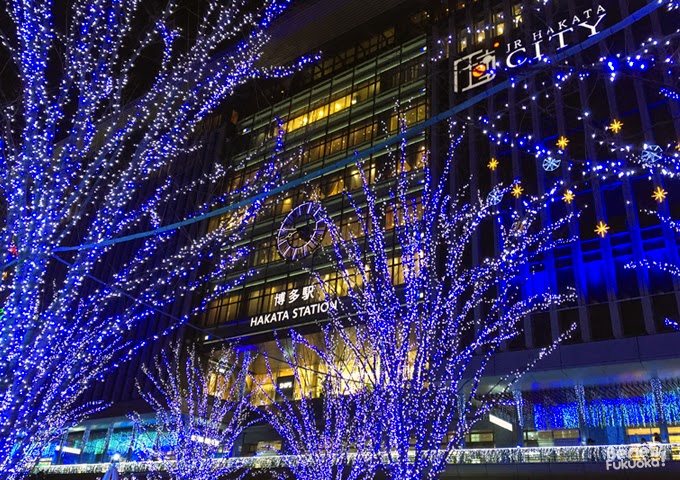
[34,443,680,475]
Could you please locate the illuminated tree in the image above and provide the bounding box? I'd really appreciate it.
[251,330,381,480]
[314,126,577,479]
[132,343,253,480]
[0,0,308,476]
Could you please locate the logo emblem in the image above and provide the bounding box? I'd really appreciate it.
[453,49,497,93]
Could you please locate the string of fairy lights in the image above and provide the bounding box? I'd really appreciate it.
[131,342,254,480]
[25,3,680,473]
[0,0,315,477]
[282,118,584,478]
[472,115,680,239]
[1,0,679,477]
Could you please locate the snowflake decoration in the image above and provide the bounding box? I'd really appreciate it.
[487,186,504,205]
[542,156,561,172]
[640,144,663,165]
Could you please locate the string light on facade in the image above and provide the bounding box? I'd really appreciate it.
[542,156,561,172]
[641,145,664,165]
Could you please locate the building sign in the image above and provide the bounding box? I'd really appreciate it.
[605,444,667,471]
[276,375,296,401]
[248,283,338,329]
[454,4,607,92]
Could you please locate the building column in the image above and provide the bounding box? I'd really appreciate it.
[78,426,91,463]
[55,431,68,465]
[457,392,466,448]
[575,384,590,443]
[513,388,524,447]
[100,424,114,462]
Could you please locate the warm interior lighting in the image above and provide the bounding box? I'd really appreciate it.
[55,446,82,455]
[489,414,513,431]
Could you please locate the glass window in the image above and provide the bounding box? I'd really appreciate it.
[246,288,264,316]
[493,10,505,36]
[512,4,523,27]
[475,20,486,44]
[458,34,468,53]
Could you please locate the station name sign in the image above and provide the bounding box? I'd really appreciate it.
[249,284,338,329]
[454,4,607,93]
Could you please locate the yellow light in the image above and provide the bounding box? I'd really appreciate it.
[556,136,569,150]
[489,414,513,431]
[562,190,575,204]
[487,158,499,170]
[511,184,523,198]
[652,186,667,203]
[472,63,487,78]
[609,119,623,133]
[595,221,610,238]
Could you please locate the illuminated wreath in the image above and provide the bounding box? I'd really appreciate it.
[277,202,327,260]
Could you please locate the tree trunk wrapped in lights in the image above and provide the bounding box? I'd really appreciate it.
[312,125,577,479]
[0,0,309,476]
[131,342,253,480]
[251,330,381,480]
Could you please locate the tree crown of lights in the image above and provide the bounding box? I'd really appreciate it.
[306,120,577,479]
[251,329,382,480]
[132,342,254,480]
[0,0,307,476]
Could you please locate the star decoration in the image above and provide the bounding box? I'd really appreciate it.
[675,142,680,152]
[511,184,523,198]
[487,158,499,170]
[594,221,610,238]
[652,186,667,203]
[556,136,569,149]
[608,119,623,133]
[562,190,575,204]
